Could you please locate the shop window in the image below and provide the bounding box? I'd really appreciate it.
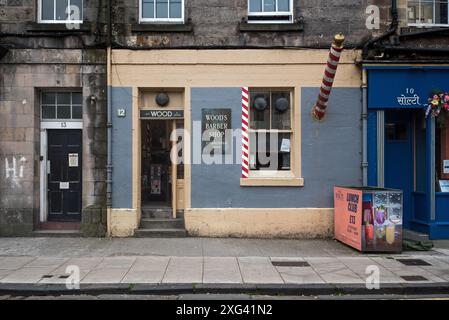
[436,116,449,192]
[249,89,292,172]
[248,0,294,23]
[407,0,449,27]
[39,0,83,23]
[41,92,83,120]
[140,0,184,23]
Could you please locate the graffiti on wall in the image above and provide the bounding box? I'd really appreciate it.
[4,156,27,186]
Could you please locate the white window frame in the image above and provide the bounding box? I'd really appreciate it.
[38,0,83,24]
[247,0,294,24]
[407,0,449,27]
[139,0,185,23]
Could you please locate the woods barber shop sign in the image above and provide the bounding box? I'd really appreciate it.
[202,108,232,155]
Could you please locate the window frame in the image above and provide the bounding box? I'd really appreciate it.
[38,0,83,24]
[139,0,185,24]
[40,90,83,122]
[241,87,304,187]
[247,0,294,24]
[407,0,449,27]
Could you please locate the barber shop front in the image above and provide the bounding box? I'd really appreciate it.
[366,66,449,239]
[107,49,363,238]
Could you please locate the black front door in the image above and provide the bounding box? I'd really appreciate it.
[47,130,82,221]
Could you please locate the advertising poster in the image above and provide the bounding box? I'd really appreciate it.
[334,187,363,251]
[362,192,403,252]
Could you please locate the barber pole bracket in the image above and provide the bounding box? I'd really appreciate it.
[311,33,345,122]
[241,87,250,179]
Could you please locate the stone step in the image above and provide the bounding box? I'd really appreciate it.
[141,208,184,219]
[134,228,187,238]
[32,230,83,238]
[140,218,185,229]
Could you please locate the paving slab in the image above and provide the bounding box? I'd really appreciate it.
[276,266,324,284]
[162,257,203,284]
[81,268,130,284]
[306,257,364,284]
[122,257,170,284]
[336,257,404,283]
[0,266,58,284]
[0,257,36,270]
[238,257,284,284]
[203,257,242,284]
[95,257,136,269]
[24,257,69,268]
[39,257,104,284]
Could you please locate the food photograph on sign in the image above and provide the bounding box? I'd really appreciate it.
[362,191,403,252]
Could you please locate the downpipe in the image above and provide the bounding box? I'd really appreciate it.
[362,69,368,186]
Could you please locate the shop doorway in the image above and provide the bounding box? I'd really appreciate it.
[384,109,428,229]
[141,120,172,207]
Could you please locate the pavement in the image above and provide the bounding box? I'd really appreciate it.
[0,237,449,297]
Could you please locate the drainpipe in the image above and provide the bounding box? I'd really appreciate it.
[106,0,113,235]
[362,69,368,186]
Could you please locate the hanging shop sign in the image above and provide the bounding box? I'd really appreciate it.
[367,68,449,109]
[202,108,232,155]
[140,109,184,119]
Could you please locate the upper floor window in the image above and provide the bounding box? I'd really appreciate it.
[408,0,448,27]
[248,0,293,23]
[39,0,83,23]
[140,0,184,23]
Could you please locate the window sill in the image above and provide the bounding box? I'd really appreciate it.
[240,177,304,187]
[239,21,304,32]
[26,22,91,33]
[132,23,193,33]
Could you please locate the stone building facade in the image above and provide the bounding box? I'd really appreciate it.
[0,0,108,236]
[1,0,448,238]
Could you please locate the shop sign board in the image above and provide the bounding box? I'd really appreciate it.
[140,109,184,119]
[201,108,232,155]
[334,187,363,251]
[334,186,403,253]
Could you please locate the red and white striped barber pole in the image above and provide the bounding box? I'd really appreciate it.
[241,87,250,178]
[311,33,346,121]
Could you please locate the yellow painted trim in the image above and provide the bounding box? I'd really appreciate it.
[240,177,304,187]
[185,208,334,239]
[184,87,192,209]
[109,209,138,237]
[112,49,361,65]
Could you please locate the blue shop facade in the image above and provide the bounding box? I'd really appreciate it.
[365,66,449,240]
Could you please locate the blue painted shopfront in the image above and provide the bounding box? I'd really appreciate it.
[366,66,449,239]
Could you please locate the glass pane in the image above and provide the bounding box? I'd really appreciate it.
[249,0,262,12]
[252,132,291,170]
[70,0,83,20]
[421,0,434,23]
[72,92,82,104]
[57,105,71,119]
[407,1,420,24]
[278,0,290,11]
[436,114,449,191]
[72,105,82,119]
[169,0,182,18]
[264,0,276,12]
[156,0,169,18]
[56,0,69,20]
[42,92,56,104]
[142,0,155,18]
[435,0,448,24]
[271,91,291,130]
[57,92,71,105]
[41,0,55,20]
[42,105,56,119]
[250,91,270,130]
